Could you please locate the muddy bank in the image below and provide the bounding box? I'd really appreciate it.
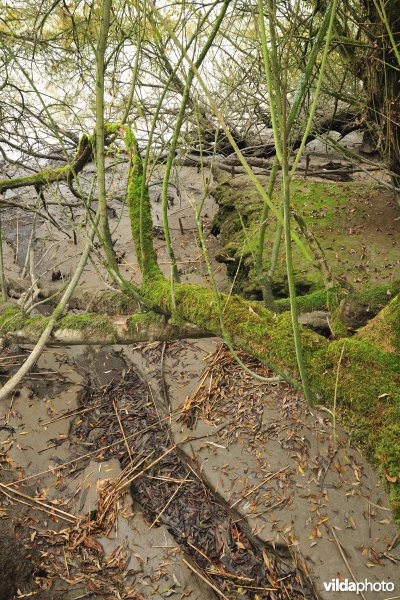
[0,468,34,599]
[0,341,315,599]
[0,160,231,599]
[123,339,399,600]
[0,337,399,599]
[0,345,220,599]
[0,161,228,298]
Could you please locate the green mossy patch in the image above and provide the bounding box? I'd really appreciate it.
[274,284,399,334]
[0,305,26,333]
[126,143,162,280]
[0,301,50,336]
[0,166,69,192]
[275,288,328,312]
[0,131,93,194]
[316,338,400,526]
[86,291,140,315]
[23,316,49,335]
[356,294,400,352]
[127,311,164,332]
[0,304,117,342]
[211,173,400,300]
[60,314,116,340]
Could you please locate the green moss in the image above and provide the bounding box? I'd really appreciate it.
[0,306,26,333]
[313,337,400,526]
[60,313,115,337]
[377,425,400,479]
[89,291,140,315]
[0,303,49,336]
[127,312,164,331]
[104,123,166,288]
[104,123,122,136]
[275,288,328,312]
[141,277,325,387]
[273,284,397,339]
[0,303,121,341]
[123,126,137,149]
[0,165,73,193]
[377,425,400,523]
[0,131,94,193]
[356,293,400,352]
[125,137,162,280]
[326,338,399,412]
[212,174,400,301]
[383,295,400,352]
[24,316,48,335]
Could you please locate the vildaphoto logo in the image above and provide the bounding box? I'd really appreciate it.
[323,579,395,594]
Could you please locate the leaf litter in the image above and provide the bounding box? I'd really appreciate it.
[71,364,315,599]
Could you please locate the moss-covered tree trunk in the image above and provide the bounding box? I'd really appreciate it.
[0,300,211,345]
[138,274,400,523]
[0,135,92,194]
[120,124,400,524]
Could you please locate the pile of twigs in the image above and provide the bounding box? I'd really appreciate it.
[73,366,314,600]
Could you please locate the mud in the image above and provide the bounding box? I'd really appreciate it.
[0,158,399,599]
[123,339,400,600]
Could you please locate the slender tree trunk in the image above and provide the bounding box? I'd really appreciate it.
[95,0,119,271]
[0,208,7,300]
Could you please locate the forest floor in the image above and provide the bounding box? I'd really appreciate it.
[0,136,399,599]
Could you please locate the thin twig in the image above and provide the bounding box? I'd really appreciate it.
[0,482,77,523]
[182,558,229,600]
[329,526,367,600]
[150,473,190,528]
[230,466,290,508]
[112,398,133,464]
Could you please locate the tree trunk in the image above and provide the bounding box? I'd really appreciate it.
[0,134,92,194]
[362,0,400,201]
[0,301,211,345]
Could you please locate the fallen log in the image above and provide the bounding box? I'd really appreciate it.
[121,124,400,526]
[0,301,211,346]
[1,124,399,528]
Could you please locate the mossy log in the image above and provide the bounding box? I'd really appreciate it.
[138,277,400,523]
[116,123,400,525]
[0,134,92,194]
[0,302,211,345]
[275,284,398,328]
[356,293,400,353]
